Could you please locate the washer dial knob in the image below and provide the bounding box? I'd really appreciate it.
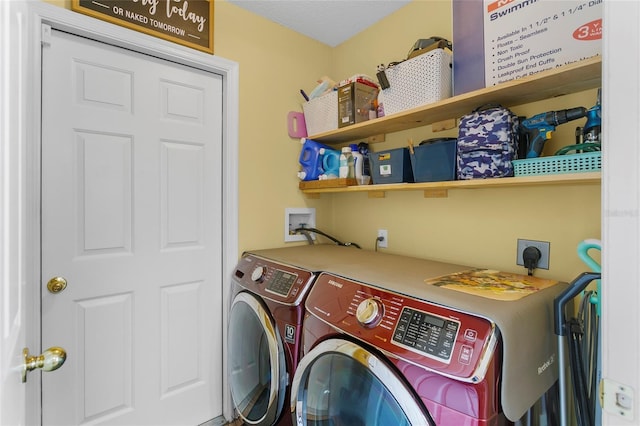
[356,298,383,328]
[251,266,266,283]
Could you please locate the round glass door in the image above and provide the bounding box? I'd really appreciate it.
[291,338,434,426]
[228,292,286,425]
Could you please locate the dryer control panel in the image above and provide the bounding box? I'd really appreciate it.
[306,273,498,383]
[233,254,316,306]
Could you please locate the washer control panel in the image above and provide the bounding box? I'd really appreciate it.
[233,254,316,306]
[306,272,498,382]
[393,306,460,363]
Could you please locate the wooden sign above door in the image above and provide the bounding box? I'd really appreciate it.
[72,0,214,54]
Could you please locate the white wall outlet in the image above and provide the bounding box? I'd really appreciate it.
[285,208,316,242]
[377,229,388,248]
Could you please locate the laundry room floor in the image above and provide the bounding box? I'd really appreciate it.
[198,417,242,426]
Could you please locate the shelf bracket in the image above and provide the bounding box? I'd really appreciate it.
[304,193,321,199]
[368,190,386,199]
[432,118,457,132]
[367,134,385,144]
[424,189,448,198]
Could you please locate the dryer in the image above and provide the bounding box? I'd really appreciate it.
[289,250,568,425]
[228,245,363,426]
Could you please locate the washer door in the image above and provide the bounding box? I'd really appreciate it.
[228,292,287,425]
[290,338,434,426]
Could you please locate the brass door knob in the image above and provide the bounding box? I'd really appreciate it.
[47,277,67,294]
[22,346,66,383]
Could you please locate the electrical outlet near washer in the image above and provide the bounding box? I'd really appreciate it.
[516,239,550,270]
[377,229,388,248]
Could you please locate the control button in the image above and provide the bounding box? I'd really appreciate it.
[459,345,473,365]
[251,266,266,283]
[464,329,477,342]
[356,298,384,328]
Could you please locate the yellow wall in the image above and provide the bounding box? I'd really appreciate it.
[212,2,334,252]
[326,1,600,282]
[45,0,600,283]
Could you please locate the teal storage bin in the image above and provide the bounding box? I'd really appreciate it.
[369,148,414,184]
[410,138,457,182]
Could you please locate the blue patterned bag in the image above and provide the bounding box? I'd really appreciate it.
[456,104,520,179]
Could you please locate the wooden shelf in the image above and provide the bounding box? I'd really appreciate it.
[308,57,602,144]
[300,57,602,197]
[301,172,601,198]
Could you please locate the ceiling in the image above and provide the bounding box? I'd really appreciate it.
[227,0,412,47]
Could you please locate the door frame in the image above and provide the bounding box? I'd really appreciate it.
[15,2,239,424]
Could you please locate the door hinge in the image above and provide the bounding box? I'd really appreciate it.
[41,24,52,46]
[600,377,635,421]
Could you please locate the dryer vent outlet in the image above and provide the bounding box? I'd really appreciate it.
[285,208,316,242]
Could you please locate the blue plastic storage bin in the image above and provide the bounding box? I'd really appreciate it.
[410,138,457,182]
[369,148,414,184]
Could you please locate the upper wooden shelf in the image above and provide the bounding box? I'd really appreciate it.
[309,56,602,144]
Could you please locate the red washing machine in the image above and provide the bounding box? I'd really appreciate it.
[289,251,567,426]
[228,252,318,426]
[228,245,366,426]
[291,272,501,425]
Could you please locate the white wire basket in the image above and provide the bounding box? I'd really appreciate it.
[381,48,452,116]
[302,91,338,136]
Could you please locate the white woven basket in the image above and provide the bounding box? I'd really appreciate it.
[302,91,338,136]
[381,49,452,116]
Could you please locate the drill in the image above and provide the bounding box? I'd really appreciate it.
[583,89,601,144]
[521,107,588,158]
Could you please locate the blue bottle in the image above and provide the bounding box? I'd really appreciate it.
[297,138,339,181]
[322,150,340,177]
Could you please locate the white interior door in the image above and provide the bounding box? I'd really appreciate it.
[41,28,223,425]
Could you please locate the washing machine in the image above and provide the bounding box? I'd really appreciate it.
[289,250,568,425]
[228,245,366,425]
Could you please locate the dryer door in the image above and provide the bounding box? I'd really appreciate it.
[290,338,434,426]
[229,292,287,425]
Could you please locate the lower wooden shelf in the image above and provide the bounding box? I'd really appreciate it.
[300,172,601,198]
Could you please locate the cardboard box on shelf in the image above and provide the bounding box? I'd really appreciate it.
[338,82,378,128]
[453,0,602,96]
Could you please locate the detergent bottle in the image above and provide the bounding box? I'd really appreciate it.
[297,138,335,181]
[321,150,340,178]
[339,147,354,178]
[350,143,364,182]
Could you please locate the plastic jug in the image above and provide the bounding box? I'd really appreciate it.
[298,138,337,181]
[339,146,355,178]
[322,150,340,177]
[350,143,364,181]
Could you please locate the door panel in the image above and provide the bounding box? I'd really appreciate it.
[41,29,223,425]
